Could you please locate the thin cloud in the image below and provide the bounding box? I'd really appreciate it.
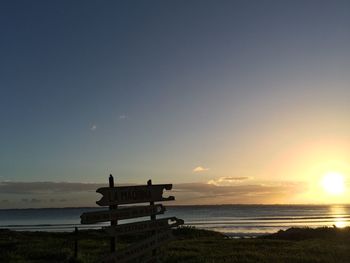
[21,198,41,203]
[0,180,306,207]
[119,114,128,120]
[0,182,307,207]
[0,181,104,195]
[193,166,209,173]
[90,124,97,131]
[173,181,306,204]
[208,176,250,186]
[30,198,41,203]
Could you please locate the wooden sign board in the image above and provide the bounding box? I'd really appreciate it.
[96,184,175,206]
[103,230,173,263]
[104,217,184,236]
[80,205,165,224]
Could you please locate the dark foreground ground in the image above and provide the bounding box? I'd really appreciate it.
[1,227,350,263]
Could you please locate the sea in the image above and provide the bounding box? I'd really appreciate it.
[1,205,349,237]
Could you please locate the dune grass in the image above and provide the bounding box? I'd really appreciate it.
[1,227,350,262]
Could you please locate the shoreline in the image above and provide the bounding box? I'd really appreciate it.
[1,203,350,210]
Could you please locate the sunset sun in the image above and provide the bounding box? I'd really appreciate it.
[321,172,345,195]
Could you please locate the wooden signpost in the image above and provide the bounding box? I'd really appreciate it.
[80,175,183,263]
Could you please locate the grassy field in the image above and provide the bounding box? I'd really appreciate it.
[1,227,350,263]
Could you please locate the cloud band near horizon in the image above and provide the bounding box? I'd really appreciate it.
[0,180,305,209]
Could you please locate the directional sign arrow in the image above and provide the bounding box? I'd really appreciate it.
[96,184,175,206]
[104,217,184,236]
[80,205,165,224]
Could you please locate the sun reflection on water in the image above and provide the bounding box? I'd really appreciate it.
[330,205,348,228]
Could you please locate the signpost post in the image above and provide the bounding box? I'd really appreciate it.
[148,179,157,260]
[109,175,117,252]
[80,175,183,263]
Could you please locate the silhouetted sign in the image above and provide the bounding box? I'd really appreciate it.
[103,230,173,263]
[80,176,182,263]
[80,205,165,224]
[96,184,175,206]
[104,217,184,236]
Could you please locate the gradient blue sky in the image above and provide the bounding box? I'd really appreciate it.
[1,1,350,207]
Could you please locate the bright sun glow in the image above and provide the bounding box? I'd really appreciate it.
[321,172,345,195]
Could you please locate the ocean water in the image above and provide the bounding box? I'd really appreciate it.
[1,205,349,237]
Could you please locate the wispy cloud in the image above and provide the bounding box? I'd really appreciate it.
[21,198,41,203]
[173,181,305,204]
[90,124,97,131]
[193,166,209,173]
[119,114,128,120]
[207,176,250,186]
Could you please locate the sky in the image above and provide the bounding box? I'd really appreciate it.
[1,0,350,208]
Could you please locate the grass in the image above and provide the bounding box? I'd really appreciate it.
[1,227,350,262]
